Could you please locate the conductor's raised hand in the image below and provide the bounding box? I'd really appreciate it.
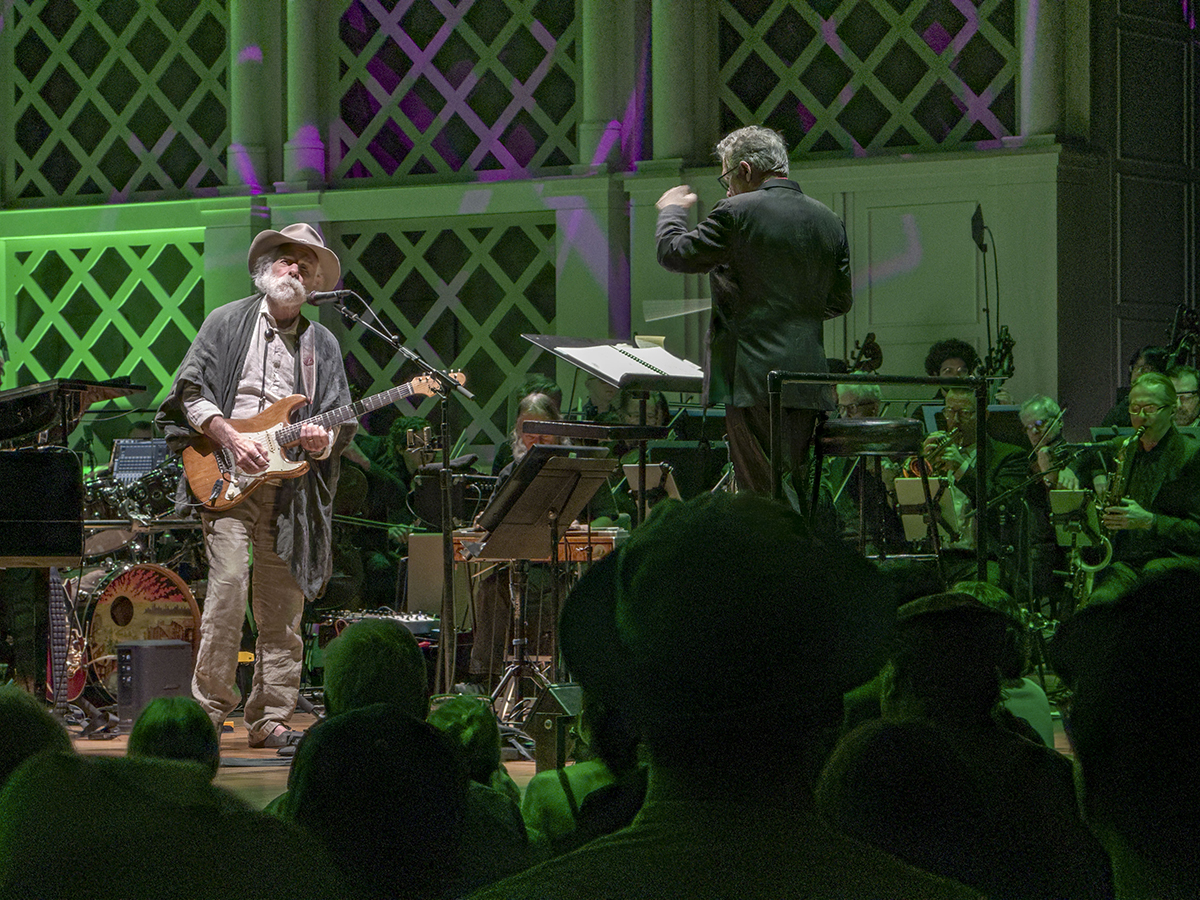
[656,185,698,211]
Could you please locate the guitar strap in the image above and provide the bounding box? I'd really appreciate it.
[299,323,317,417]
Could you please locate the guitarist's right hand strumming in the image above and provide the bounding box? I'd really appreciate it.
[204,415,272,474]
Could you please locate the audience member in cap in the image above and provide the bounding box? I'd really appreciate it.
[428,695,549,891]
[0,683,73,789]
[127,696,220,779]
[288,703,468,900]
[1050,563,1200,899]
[468,492,981,900]
[953,580,1053,746]
[0,753,343,899]
[819,592,1112,900]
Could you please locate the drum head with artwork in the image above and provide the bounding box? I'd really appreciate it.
[86,564,199,699]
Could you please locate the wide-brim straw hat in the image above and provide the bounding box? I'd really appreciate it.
[247,222,341,293]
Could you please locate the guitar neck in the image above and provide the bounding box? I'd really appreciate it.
[276,383,417,445]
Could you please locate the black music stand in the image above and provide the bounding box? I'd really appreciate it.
[522,334,702,524]
[466,445,615,723]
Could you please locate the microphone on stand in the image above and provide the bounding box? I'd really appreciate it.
[308,289,355,305]
[971,204,987,252]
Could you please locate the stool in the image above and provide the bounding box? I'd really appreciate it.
[810,416,946,586]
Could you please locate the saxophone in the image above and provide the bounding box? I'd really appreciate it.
[1072,426,1145,601]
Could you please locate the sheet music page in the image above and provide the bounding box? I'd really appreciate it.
[558,343,702,382]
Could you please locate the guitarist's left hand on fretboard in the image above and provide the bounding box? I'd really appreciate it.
[296,422,333,457]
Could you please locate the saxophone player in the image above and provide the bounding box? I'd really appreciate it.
[1067,372,1200,605]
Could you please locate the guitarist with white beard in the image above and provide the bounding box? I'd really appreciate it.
[156,223,354,749]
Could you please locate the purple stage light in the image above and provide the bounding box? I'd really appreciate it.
[822,17,846,59]
[237,45,263,64]
[855,214,922,290]
[228,142,264,194]
[922,22,952,55]
[797,101,816,133]
[289,125,327,179]
[1020,0,1039,136]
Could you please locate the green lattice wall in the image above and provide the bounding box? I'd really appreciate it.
[330,214,558,449]
[8,0,229,204]
[719,0,1017,153]
[332,0,580,181]
[0,0,1032,457]
[7,232,204,388]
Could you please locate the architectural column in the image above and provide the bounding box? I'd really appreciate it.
[579,0,648,171]
[228,0,282,192]
[283,0,328,185]
[1018,0,1067,138]
[650,0,719,163]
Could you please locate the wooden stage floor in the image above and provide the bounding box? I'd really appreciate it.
[71,711,540,810]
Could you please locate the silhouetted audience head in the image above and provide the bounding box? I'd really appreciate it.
[127,696,220,779]
[816,718,995,893]
[288,703,469,899]
[559,571,641,777]
[428,694,502,786]
[0,685,72,788]
[322,617,428,719]
[1,752,345,898]
[951,580,1029,680]
[884,593,1009,724]
[1051,564,1200,898]
[560,492,894,783]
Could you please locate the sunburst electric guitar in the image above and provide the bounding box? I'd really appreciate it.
[182,371,465,512]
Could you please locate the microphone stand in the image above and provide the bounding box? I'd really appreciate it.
[327,292,475,694]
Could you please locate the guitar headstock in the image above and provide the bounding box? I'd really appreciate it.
[411,370,467,397]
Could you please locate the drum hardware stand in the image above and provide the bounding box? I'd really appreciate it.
[329,291,474,694]
[489,561,550,727]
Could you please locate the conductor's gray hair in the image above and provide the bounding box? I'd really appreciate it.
[715,126,789,177]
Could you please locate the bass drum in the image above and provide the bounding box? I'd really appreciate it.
[85,564,200,700]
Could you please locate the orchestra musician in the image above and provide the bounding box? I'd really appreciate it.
[1018,394,1075,607]
[1169,364,1200,428]
[655,125,853,498]
[156,223,353,749]
[1099,345,1169,429]
[467,392,565,689]
[922,388,1027,580]
[1066,372,1200,605]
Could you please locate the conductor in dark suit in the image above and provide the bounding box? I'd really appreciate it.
[655,126,853,496]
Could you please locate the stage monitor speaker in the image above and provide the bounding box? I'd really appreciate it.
[116,639,193,730]
[0,449,84,566]
[527,682,582,772]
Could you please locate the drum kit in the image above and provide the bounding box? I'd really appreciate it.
[66,455,205,702]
